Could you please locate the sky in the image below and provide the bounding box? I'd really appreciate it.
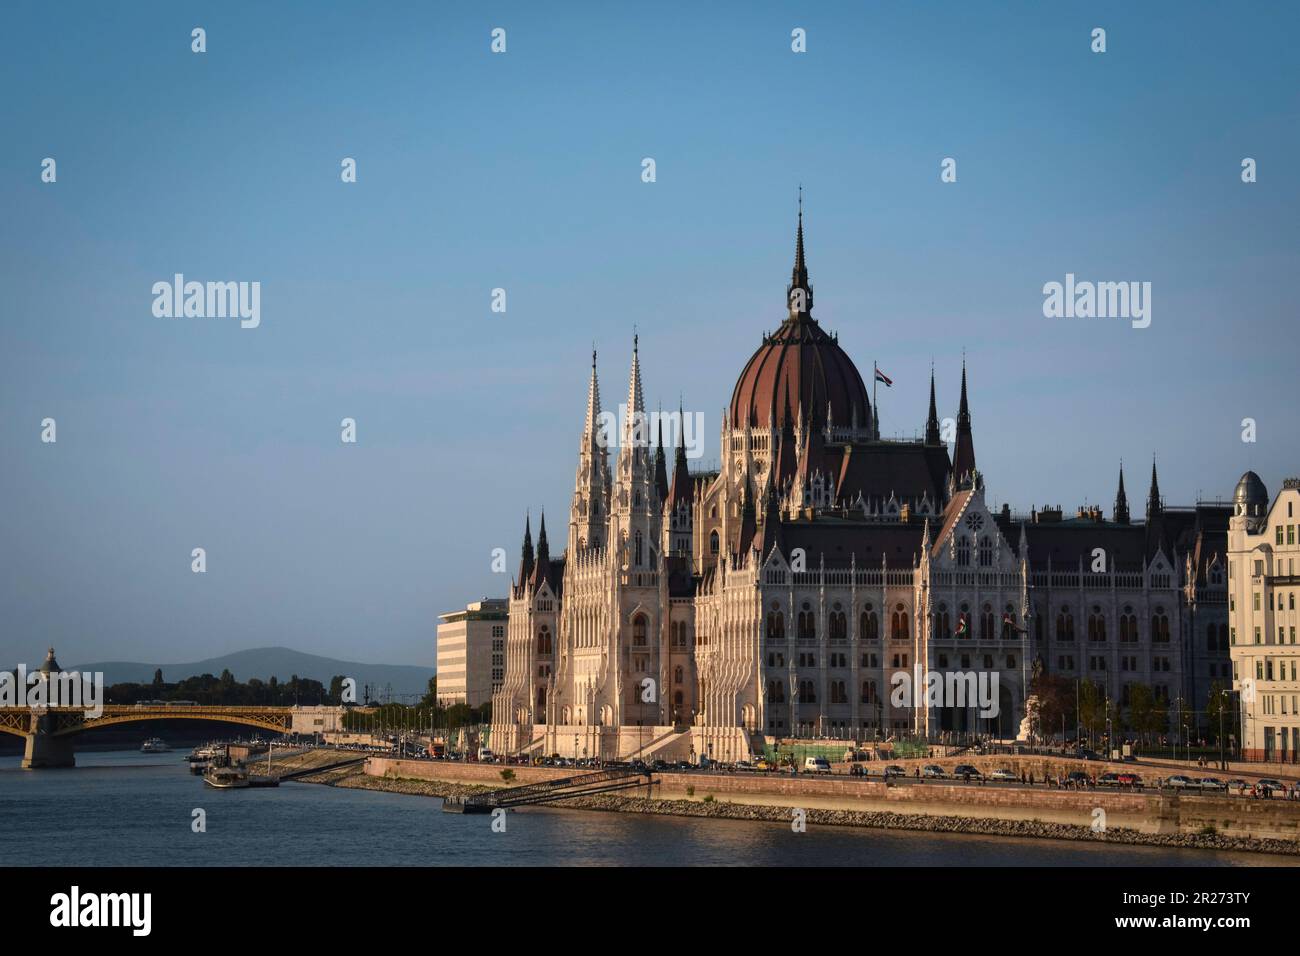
[1,1,1297,669]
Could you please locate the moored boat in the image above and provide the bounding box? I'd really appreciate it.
[203,765,250,789]
[141,737,171,753]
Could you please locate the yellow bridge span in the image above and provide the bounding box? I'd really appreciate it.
[2,705,297,765]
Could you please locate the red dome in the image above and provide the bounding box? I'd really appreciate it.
[729,315,870,431]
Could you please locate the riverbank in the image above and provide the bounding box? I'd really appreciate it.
[276,750,1300,857]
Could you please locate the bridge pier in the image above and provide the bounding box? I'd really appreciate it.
[22,731,76,768]
[20,711,76,768]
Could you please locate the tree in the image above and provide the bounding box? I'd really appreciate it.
[420,675,438,709]
[1078,680,1107,741]
[1029,673,1075,741]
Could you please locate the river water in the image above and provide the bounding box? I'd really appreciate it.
[1,750,1293,866]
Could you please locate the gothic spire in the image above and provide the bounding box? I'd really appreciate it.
[1146,457,1162,521]
[786,187,813,319]
[518,513,535,584]
[535,511,550,567]
[1114,462,1130,525]
[623,333,646,448]
[667,400,692,512]
[951,359,977,489]
[925,363,941,445]
[653,411,670,503]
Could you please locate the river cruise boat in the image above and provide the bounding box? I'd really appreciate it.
[203,765,250,789]
[141,737,171,753]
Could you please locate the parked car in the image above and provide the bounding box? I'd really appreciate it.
[882,764,906,778]
[1098,772,1121,787]
[922,764,947,779]
[1197,777,1227,792]
[1257,778,1287,795]
[804,756,833,774]
[1117,772,1144,789]
[754,758,772,771]
[1226,778,1249,792]
[849,763,869,777]
[1162,775,1195,790]
[952,764,982,780]
[1072,748,1102,761]
[990,768,1018,782]
[1065,770,1091,787]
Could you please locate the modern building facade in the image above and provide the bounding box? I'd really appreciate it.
[491,211,1235,762]
[436,599,507,708]
[1228,474,1300,762]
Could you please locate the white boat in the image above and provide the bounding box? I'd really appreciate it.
[141,737,171,753]
[203,765,250,789]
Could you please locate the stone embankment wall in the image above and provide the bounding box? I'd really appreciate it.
[365,757,1300,841]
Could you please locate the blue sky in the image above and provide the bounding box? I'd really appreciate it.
[1,1,1297,668]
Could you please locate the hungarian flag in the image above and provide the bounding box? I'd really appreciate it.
[1002,612,1016,627]
[875,367,893,387]
[955,617,967,635]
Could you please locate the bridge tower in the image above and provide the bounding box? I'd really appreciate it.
[21,648,76,768]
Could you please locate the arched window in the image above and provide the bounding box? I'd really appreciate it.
[1151,610,1170,643]
[632,614,648,647]
[799,680,817,703]
[980,604,994,640]
[956,536,971,566]
[830,680,847,704]
[829,611,847,642]
[861,680,876,703]
[767,611,785,642]
[634,530,643,566]
[1088,610,1106,642]
[536,626,552,655]
[1056,609,1074,641]
[535,686,547,710]
[979,536,993,567]
[798,604,816,641]
[1001,605,1015,639]
[860,609,879,641]
[674,666,684,685]
[709,530,719,555]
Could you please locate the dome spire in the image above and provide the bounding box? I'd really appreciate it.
[787,186,813,319]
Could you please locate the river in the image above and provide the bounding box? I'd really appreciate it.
[2,749,1294,866]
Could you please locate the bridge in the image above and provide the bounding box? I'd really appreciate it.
[442,767,654,814]
[2,648,307,768]
[1,704,297,768]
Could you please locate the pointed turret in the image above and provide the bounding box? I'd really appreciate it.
[737,483,758,558]
[1114,463,1130,525]
[529,511,552,590]
[951,360,977,489]
[759,480,784,556]
[625,334,645,445]
[570,349,610,553]
[653,413,669,504]
[666,401,693,556]
[1144,457,1167,562]
[518,513,535,585]
[1146,457,1162,521]
[786,188,814,319]
[925,365,941,445]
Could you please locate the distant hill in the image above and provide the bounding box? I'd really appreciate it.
[69,646,434,701]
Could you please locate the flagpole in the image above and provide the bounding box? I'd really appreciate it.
[872,361,878,439]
